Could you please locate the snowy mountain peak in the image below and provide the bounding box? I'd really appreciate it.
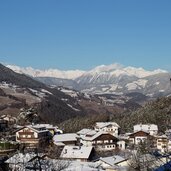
[122,67,167,78]
[6,64,85,80]
[81,64,167,79]
[88,63,123,73]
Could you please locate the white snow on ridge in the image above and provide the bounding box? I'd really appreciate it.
[41,89,53,95]
[6,63,168,80]
[77,65,167,84]
[6,64,85,80]
[123,67,167,78]
[28,88,46,98]
[67,104,80,111]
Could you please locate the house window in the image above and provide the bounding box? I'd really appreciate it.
[97,140,102,144]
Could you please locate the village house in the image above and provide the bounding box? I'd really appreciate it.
[60,145,95,162]
[128,130,154,145]
[80,131,118,151]
[134,124,158,136]
[156,135,171,153]
[53,133,79,146]
[95,155,128,171]
[77,128,97,138]
[94,122,120,137]
[15,125,50,148]
[31,124,63,136]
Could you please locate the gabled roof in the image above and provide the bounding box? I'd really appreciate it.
[134,124,158,132]
[129,130,150,137]
[53,142,65,146]
[95,122,120,129]
[156,135,168,139]
[53,133,79,143]
[60,146,93,159]
[81,131,118,141]
[77,129,97,136]
[30,124,57,129]
[15,125,49,134]
[98,155,127,166]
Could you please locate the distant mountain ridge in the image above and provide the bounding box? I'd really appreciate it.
[6,63,171,98]
[7,63,167,80]
[6,64,85,79]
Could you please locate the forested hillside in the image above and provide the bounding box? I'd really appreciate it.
[59,96,171,133]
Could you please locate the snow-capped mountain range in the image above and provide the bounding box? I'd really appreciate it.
[7,63,167,80]
[6,64,85,79]
[6,63,171,97]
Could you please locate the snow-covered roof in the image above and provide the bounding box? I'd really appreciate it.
[27,159,103,171]
[134,124,158,132]
[99,155,127,166]
[64,165,101,171]
[77,129,97,136]
[16,125,49,134]
[95,122,120,129]
[31,124,58,129]
[54,142,65,146]
[156,135,168,139]
[53,133,79,143]
[60,146,93,159]
[81,131,117,141]
[25,124,62,133]
[64,161,105,171]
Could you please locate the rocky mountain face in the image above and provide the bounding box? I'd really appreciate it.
[7,64,171,98]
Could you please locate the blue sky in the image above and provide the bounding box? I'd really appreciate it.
[0,0,171,70]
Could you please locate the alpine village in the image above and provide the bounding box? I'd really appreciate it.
[1,63,171,171]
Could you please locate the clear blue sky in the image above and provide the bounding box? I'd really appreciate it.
[0,0,171,70]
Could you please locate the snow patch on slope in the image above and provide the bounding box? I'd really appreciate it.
[126,83,138,91]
